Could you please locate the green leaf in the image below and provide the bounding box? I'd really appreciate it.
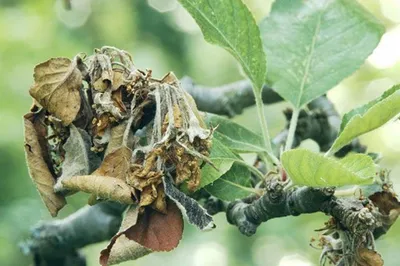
[177,0,266,90]
[205,113,265,153]
[200,138,240,188]
[281,149,376,187]
[329,85,400,154]
[205,163,254,201]
[260,0,384,107]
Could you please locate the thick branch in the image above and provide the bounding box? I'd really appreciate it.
[181,77,282,117]
[226,180,381,239]
[21,202,126,265]
[226,181,335,236]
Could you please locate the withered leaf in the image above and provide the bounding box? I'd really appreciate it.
[111,89,127,113]
[162,72,206,129]
[151,185,167,214]
[55,124,100,193]
[94,146,132,180]
[24,111,53,171]
[90,53,113,92]
[106,235,151,265]
[369,191,400,238]
[105,121,135,156]
[112,69,127,91]
[369,191,400,215]
[163,175,214,230]
[100,206,151,266]
[139,186,158,207]
[93,90,124,120]
[62,175,134,204]
[125,201,183,251]
[24,117,66,216]
[356,248,384,266]
[29,57,82,125]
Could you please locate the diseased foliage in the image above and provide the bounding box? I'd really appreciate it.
[24,47,216,264]
[22,0,400,265]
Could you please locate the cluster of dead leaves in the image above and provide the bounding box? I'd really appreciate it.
[24,46,214,265]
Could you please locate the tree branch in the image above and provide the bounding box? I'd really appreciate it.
[226,180,335,236]
[181,77,282,117]
[226,179,381,239]
[21,202,126,266]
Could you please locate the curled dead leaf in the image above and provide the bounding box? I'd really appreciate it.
[139,186,157,207]
[29,57,82,125]
[356,248,384,266]
[106,235,151,266]
[105,121,135,156]
[24,116,66,216]
[112,69,128,91]
[62,175,134,204]
[89,53,113,92]
[151,185,167,214]
[165,142,201,191]
[93,146,132,180]
[92,113,111,137]
[369,191,400,215]
[111,89,127,113]
[100,206,151,266]
[369,191,400,238]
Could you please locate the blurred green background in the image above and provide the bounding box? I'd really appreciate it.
[1,0,400,265]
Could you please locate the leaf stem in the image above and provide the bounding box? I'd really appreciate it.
[324,149,333,157]
[234,160,265,181]
[285,108,300,151]
[254,90,280,166]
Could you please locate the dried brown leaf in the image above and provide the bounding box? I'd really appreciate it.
[151,185,167,214]
[105,120,135,155]
[161,72,206,128]
[24,111,53,171]
[125,201,183,251]
[24,116,66,216]
[106,235,151,265]
[369,191,400,238]
[166,143,201,191]
[111,89,127,113]
[139,186,158,207]
[100,206,151,266]
[90,53,113,92]
[29,57,82,125]
[93,146,132,180]
[92,113,111,137]
[62,175,134,204]
[112,69,127,91]
[128,170,163,191]
[356,248,384,266]
[369,191,400,215]
[173,104,183,128]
